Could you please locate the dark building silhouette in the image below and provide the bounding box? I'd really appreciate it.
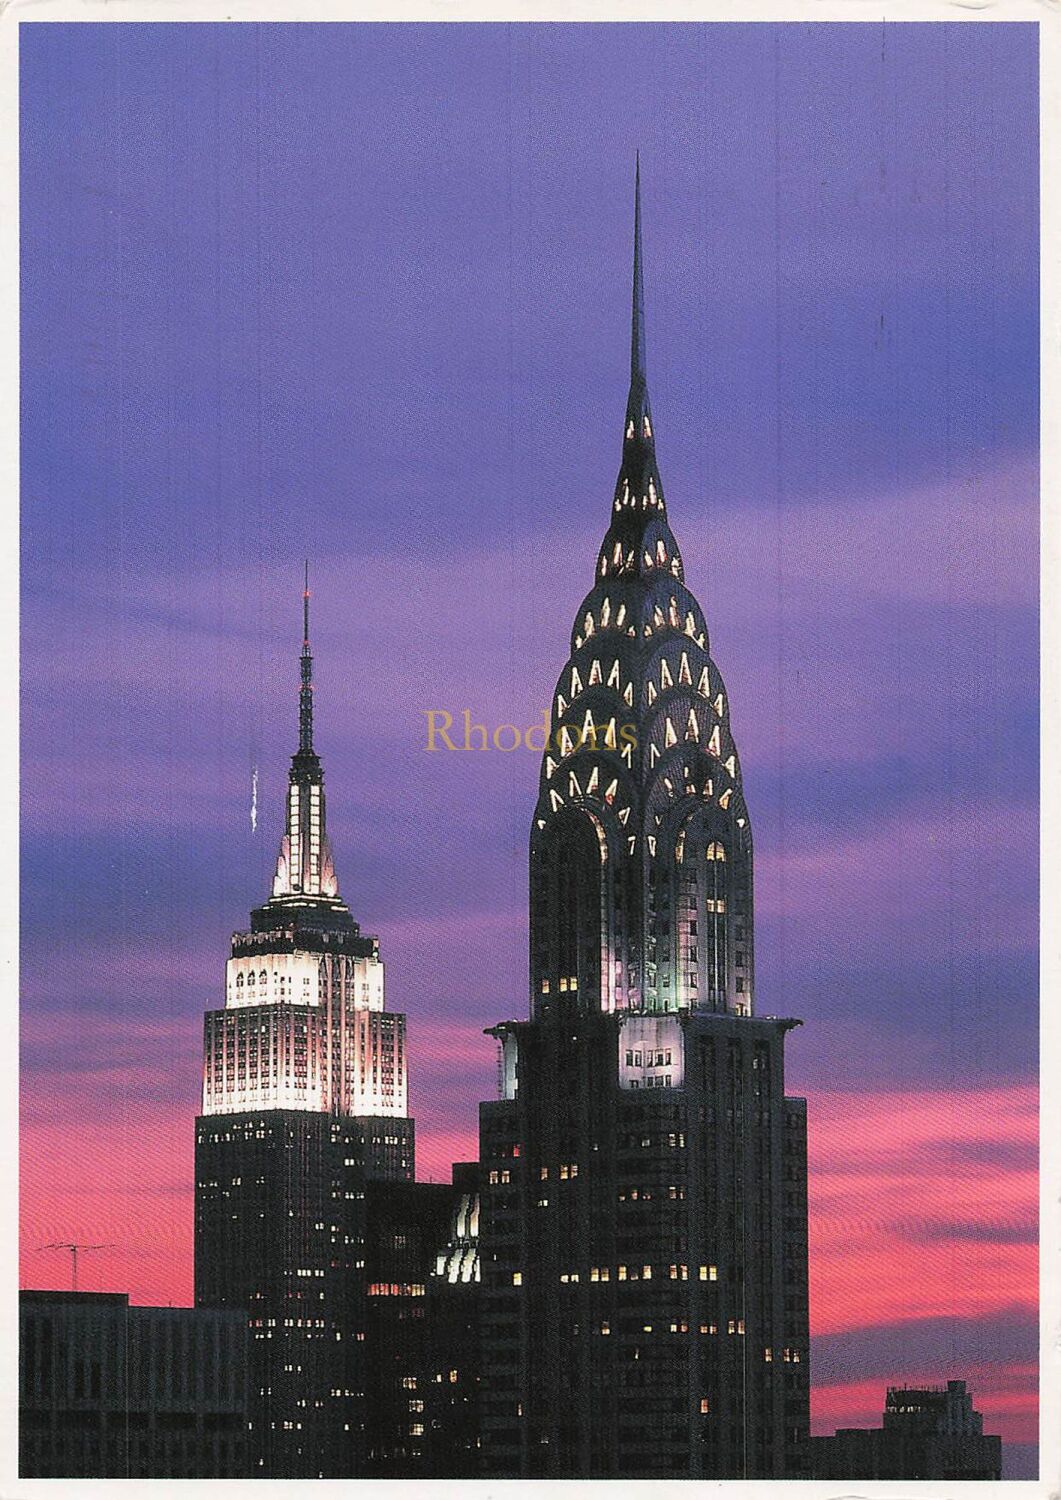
[809,1380,1002,1480]
[359,1178,455,1474]
[476,163,810,1479]
[352,1166,482,1477]
[19,1291,248,1478]
[421,1162,482,1476]
[194,576,415,1477]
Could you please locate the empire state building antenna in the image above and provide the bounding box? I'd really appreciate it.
[300,559,313,755]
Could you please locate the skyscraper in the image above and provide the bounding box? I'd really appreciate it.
[194,575,415,1477]
[477,164,810,1479]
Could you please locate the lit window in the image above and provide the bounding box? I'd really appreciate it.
[700,1398,710,1415]
[512,1272,522,1286]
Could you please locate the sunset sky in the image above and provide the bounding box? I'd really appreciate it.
[20,21,1038,1476]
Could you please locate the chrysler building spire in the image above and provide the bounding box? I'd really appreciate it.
[623,153,657,496]
[631,151,646,386]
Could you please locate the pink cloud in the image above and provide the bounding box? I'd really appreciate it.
[807,1083,1037,1334]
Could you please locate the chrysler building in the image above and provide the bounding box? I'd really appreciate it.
[477,162,811,1478]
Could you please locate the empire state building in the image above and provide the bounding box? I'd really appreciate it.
[194,578,414,1477]
[477,164,811,1479]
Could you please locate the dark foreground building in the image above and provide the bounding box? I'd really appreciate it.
[19,1291,248,1478]
[359,1177,454,1474]
[421,1162,482,1476]
[809,1380,1002,1480]
[194,580,417,1477]
[476,166,810,1479]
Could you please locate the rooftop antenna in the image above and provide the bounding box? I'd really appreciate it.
[299,560,314,754]
[38,1242,113,1293]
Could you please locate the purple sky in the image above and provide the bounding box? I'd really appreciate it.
[20,21,1038,1474]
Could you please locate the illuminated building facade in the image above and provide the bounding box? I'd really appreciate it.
[478,166,811,1478]
[194,579,414,1478]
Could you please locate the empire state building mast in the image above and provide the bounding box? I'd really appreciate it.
[477,163,811,1481]
[269,564,340,907]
